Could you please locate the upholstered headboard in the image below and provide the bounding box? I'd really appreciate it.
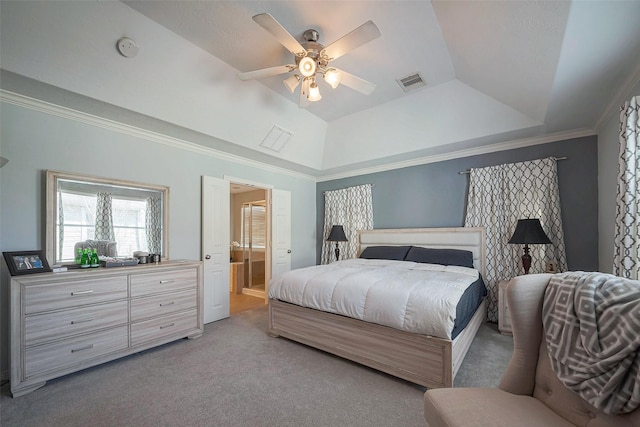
[357,227,486,278]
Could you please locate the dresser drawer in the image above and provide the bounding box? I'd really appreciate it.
[130,268,197,297]
[131,289,197,322]
[25,326,128,377]
[25,301,129,347]
[131,309,198,346]
[24,277,128,314]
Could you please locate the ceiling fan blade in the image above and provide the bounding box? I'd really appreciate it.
[335,69,376,95]
[321,20,381,61]
[252,13,306,57]
[237,64,295,81]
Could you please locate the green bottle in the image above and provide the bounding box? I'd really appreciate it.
[90,249,100,268]
[75,248,83,264]
[80,249,90,268]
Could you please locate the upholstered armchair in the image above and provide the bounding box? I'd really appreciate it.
[74,239,118,258]
[424,274,640,427]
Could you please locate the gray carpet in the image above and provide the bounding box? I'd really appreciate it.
[0,306,513,427]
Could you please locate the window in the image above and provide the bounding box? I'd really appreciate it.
[47,171,168,264]
[58,191,96,260]
[111,198,148,257]
[57,192,150,261]
[55,178,166,263]
[241,202,266,249]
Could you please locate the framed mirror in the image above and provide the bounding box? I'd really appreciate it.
[46,170,169,264]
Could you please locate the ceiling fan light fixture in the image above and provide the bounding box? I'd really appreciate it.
[283,74,300,93]
[308,82,322,102]
[324,68,342,89]
[298,56,316,77]
[243,14,381,107]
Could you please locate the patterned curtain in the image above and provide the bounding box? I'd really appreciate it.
[465,157,567,322]
[321,184,374,264]
[58,190,65,257]
[94,192,115,241]
[614,96,640,279]
[146,196,162,254]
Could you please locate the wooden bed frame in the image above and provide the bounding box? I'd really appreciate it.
[268,227,487,389]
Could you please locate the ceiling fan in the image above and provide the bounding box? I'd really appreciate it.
[238,13,381,107]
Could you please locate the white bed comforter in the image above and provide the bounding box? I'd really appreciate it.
[268,258,479,339]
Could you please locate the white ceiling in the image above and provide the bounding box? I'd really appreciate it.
[125,0,570,123]
[2,1,640,178]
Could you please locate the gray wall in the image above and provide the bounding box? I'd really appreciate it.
[316,135,599,271]
[598,83,640,273]
[0,95,317,380]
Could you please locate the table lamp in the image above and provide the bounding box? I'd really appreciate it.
[508,218,551,274]
[327,225,348,261]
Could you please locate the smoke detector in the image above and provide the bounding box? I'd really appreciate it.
[116,37,138,58]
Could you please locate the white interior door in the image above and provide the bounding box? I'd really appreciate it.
[202,176,230,323]
[271,189,292,281]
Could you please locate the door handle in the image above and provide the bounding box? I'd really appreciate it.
[287,250,291,253]
[205,255,211,260]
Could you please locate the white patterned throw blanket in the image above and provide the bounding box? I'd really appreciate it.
[543,272,640,415]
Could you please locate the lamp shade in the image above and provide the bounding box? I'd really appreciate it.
[327,225,348,242]
[283,74,300,93]
[508,219,551,244]
[308,82,322,102]
[324,68,342,89]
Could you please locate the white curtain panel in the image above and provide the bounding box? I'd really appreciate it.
[146,196,162,254]
[94,192,115,241]
[465,157,568,322]
[321,184,373,264]
[614,96,640,279]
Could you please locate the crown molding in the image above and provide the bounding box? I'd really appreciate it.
[317,128,595,182]
[1,89,598,185]
[593,61,640,133]
[0,90,317,182]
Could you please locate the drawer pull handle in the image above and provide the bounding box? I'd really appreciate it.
[159,280,174,284]
[160,301,175,307]
[71,317,94,325]
[71,344,94,353]
[160,323,175,330]
[71,290,94,296]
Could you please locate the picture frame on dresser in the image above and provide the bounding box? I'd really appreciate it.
[3,250,51,276]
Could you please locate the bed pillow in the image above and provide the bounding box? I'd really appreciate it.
[359,246,411,261]
[404,246,474,268]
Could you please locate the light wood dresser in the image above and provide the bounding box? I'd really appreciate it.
[498,279,512,335]
[10,260,203,397]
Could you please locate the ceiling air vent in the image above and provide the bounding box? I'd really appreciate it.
[259,125,293,153]
[396,73,426,93]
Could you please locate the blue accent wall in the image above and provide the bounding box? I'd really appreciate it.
[316,135,598,271]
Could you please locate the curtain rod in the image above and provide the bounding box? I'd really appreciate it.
[323,183,374,194]
[458,157,568,175]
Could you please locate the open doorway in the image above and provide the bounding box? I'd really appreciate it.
[202,176,289,324]
[229,182,269,315]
